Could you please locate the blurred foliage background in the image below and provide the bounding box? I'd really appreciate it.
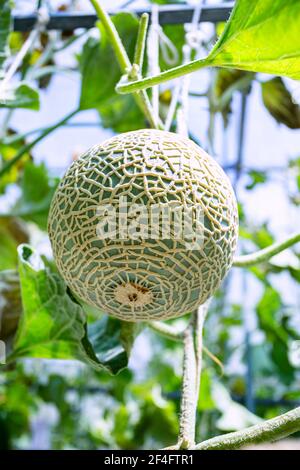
[0,0,299,449]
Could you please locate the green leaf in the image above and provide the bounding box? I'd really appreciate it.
[208,0,300,80]
[79,35,114,110]
[256,286,294,383]
[129,382,179,447]
[11,245,137,375]
[256,287,286,343]
[79,13,138,110]
[5,162,59,231]
[79,13,144,131]
[0,128,32,194]
[97,93,145,132]
[0,82,40,110]
[12,244,88,362]
[0,0,11,79]
[85,316,138,375]
[246,170,267,190]
[261,77,300,129]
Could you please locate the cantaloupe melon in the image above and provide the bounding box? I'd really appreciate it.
[48,129,238,321]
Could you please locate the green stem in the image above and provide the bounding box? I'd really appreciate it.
[194,406,300,450]
[0,108,79,178]
[89,0,131,71]
[116,58,211,94]
[133,13,149,71]
[178,305,208,450]
[135,91,163,129]
[178,316,197,450]
[148,315,223,374]
[147,321,184,341]
[233,232,300,267]
[89,0,162,129]
[194,306,206,401]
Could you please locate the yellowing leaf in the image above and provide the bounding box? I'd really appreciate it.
[261,77,300,129]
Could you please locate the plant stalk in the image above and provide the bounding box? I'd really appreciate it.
[0,5,49,92]
[233,232,300,267]
[116,58,211,94]
[90,0,130,71]
[194,406,300,450]
[0,108,79,178]
[148,312,223,373]
[147,321,184,341]
[89,0,162,129]
[178,319,197,449]
[178,305,207,449]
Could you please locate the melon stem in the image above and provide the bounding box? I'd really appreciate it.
[89,0,163,129]
[233,232,300,267]
[178,303,208,449]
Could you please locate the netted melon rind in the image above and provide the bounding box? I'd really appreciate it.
[48,129,238,321]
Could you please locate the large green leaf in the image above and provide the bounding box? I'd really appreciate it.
[0,83,40,110]
[208,0,300,80]
[86,316,138,375]
[0,0,11,79]
[10,245,138,375]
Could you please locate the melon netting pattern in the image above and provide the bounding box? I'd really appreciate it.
[48,129,238,321]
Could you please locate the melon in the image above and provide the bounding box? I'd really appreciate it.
[48,129,238,321]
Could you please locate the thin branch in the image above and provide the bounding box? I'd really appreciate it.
[147,321,184,341]
[116,57,211,94]
[194,406,300,450]
[233,232,300,267]
[0,109,79,178]
[90,0,130,71]
[148,317,223,374]
[178,315,197,449]
[0,7,49,92]
[178,304,208,450]
[194,306,206,401]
